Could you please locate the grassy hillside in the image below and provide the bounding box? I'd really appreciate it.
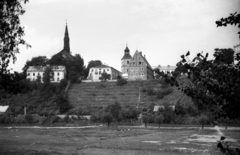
[68,80,193,113]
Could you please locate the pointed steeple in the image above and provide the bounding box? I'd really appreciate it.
[63,23,70,53]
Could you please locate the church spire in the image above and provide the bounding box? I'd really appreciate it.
[63,23,70,53]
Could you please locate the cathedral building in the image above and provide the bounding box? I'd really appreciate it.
[121,46,154,80]
[48,24,74,62]
[26,24,71,83]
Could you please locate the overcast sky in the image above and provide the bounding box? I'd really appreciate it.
[9,0,240,72]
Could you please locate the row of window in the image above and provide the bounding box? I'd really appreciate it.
[27,72,61,76]
[124,61,144,65]
[91,68,109,72]
[130,73,144,76]
[30,77,61,82]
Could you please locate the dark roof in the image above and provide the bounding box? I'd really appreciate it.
[121,54,132,60]
[124,46,129,52]
[91,64,111,68]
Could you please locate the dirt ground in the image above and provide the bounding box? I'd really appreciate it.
[0,126,239,155]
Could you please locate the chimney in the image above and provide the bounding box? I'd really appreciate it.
[144,54,146,58]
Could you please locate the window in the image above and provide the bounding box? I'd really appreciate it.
[133,62,135,65]
[57,72,60,76]
[135,67,138,71]
[127,61,129,64]
[139,62,141,65]
[33,73,35,76]
[127,69,128,72]
[27,73,30,76]
[107,69,109,71]
[141,68,144,71]
[99,71,101,74]
[92,69,94,72]
[131,68,134,71]
[57,77,60,81]
[141,73,144,76]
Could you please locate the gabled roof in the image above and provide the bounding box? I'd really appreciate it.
[132,50,153,70]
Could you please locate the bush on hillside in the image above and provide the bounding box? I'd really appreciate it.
[162,87,173,96]
[147,88,156,95]
[116,78,127,86]
[198,114,209,129]
[25,114,34,123]
[157,91,164,99]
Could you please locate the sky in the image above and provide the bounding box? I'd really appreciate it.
[9,0,240,72]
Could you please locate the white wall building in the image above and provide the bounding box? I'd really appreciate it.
[26,66,66,83]
[87,65,121,81]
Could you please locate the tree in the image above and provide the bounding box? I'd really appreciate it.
[216,12,240,38]
[84,60,102,78]
[55,94,71,114]
[99,72,111,81]
[68,70,79,83]
[103,113,113,127]
[105,102,122,122]
[0,0,30,93]
[198,114,208,129]
[142,114,148,128]
[176,51,240,119]
[213,48,234,64]
[154,114,164,128]
[42,67,53,87]
[22,56,49,75]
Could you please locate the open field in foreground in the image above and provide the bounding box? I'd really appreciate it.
[0,126,239,155]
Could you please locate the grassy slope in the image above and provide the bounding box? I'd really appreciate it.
[68,80,193,111]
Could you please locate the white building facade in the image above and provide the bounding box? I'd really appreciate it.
[87,65,121,81]
[26,66,66,83]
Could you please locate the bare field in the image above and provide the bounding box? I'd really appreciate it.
[0,126,239,155]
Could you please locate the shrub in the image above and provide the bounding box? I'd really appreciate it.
[25,114,34,123]
[142,114,149,128]
[141,87,147,92]
[147,88,156,95]
[103,113,113,127]
[116,78,127,86]
[157,91,164,99]
[97,83,106,88]
[162,87,173,96]
[0,115,11,124]
[155,114,164,128]
[198,114,208,129]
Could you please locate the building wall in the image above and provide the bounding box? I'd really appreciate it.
[121,59,131,74]
[127,51,153,80]
[26,66,66,83]
[88,67,121,81]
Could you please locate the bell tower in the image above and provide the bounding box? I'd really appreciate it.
[121,45,132,74]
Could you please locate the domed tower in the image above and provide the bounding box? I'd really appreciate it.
[121,45,132,74]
